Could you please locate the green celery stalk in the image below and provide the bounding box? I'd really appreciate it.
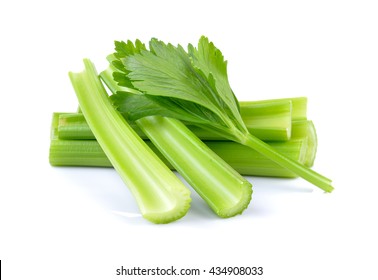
[205,140,305,177]
[50,113,314,178]
[49,133,308,178]
[136,116,252,217]
[58,113,98,139]
[53,112,315,155]
[239,99,292,141]
[58,112,145,140]
[67,59,191,224]
[50,112,113,167]
[240,97,307,121]
[50,137,306,178]
[57,97,305,141]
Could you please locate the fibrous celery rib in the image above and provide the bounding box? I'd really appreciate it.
[50,113,315,178]
[240,97,308,121]
[136,115,252,218]
[68,59,191,224]
[56,98,302,141]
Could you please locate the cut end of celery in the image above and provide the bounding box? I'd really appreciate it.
[142,188,192,224]
[322,183,334,193]
[215,181,253,218]
[304,120,318,167]
[240,99,293,142]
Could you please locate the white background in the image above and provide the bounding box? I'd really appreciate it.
[1,0,377,279]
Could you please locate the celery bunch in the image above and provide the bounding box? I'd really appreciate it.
[50,36,333,223]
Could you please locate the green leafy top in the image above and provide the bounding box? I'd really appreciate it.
[188,37,243,126]
[110,36,249,141]
[108,36,333,192]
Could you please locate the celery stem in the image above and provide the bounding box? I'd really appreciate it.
[242,133,333,192]
[68,59,191,223]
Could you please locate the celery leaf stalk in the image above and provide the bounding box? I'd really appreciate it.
[68,59,191,224]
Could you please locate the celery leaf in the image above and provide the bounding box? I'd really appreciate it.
[111,38,247,140]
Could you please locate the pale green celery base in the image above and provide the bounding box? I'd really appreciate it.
[136,116,252,218]
[68,59,191,224]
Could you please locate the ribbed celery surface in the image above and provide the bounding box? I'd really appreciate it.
[239,100,292,141]
[56,97,307,141]
[67,59,191,224]
[136,116,252,217]
[50,113,315,178]
[240,97,307,121]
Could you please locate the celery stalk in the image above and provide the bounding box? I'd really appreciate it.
[239,100,292,141]
[49,134,307,178]
[57,97,304,141]
[240,97,307,121]
[50,113,313,178]
[58,113,145,140]
[205,140,305,177]
[241,133,332,192]
[58,113,98,139]
[136,116,252,217]
[67,59,191,224]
